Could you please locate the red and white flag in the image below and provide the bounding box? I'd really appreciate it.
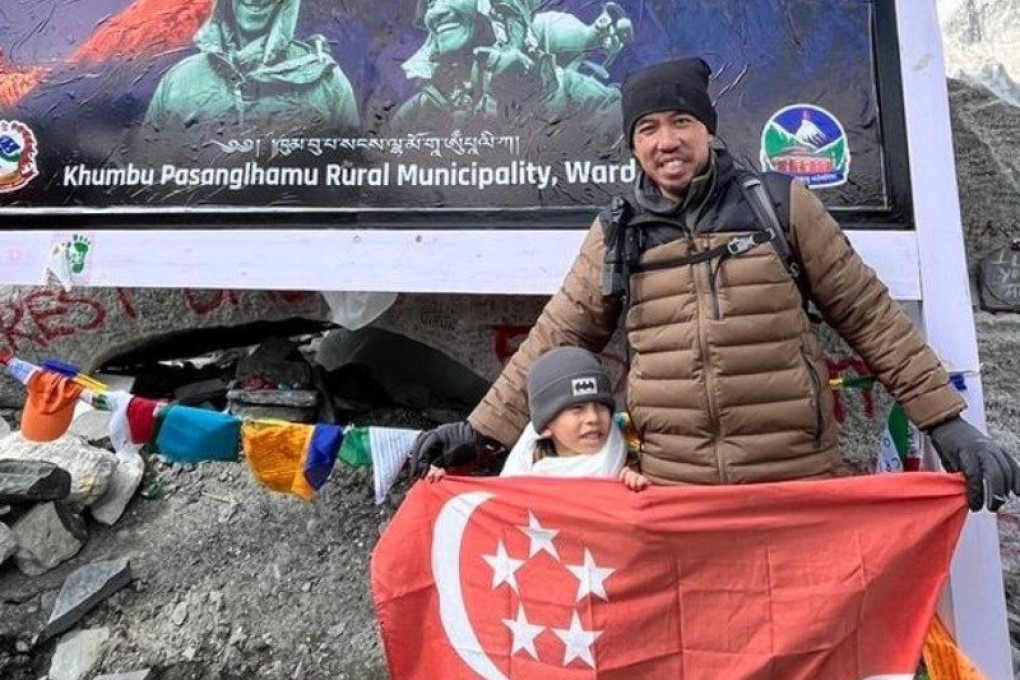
[372,473,968,680]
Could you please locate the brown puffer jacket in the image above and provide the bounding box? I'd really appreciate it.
[469,153,965,485]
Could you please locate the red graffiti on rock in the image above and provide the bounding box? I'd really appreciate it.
[0,289,106,353]
[1,288,318,355]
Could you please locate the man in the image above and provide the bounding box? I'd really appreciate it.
[144,0,359,137]
[411,57,1020,512]
[391,0,621,150]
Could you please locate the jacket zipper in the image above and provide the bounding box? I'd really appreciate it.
[692,261,726,481]
[799,348,823,441]
[705,261,722,320]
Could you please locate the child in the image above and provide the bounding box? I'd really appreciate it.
[427,347,648,490]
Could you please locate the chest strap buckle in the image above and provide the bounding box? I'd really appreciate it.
[726,230,773,257]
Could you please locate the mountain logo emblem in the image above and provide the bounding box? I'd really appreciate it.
[571,378,599,397]
[759,104,849,189]
[0,120,39,193]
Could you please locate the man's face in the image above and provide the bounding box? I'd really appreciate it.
[631,111,712,202]
[423,0,477,56]
[233,0,282,43]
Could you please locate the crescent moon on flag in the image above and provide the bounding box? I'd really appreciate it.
[432,491,508,680]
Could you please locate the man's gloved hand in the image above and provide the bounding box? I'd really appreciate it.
[927,416,1020,511]
[409,421,503,478]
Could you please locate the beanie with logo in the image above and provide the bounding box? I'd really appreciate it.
[527,347,615,432]
[621,56,717,148]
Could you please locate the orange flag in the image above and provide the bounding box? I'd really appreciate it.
[372,473,969,680]
[924,614,988,680]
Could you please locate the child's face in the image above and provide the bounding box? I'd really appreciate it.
[541,402,612,456]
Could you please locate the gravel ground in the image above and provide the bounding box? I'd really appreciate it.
[0,409,437,680]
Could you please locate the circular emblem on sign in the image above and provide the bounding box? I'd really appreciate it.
[0,119,39,193]
[759,104,849,188]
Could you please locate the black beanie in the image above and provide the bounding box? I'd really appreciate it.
[621,57,716,147]
[527,347,615,432]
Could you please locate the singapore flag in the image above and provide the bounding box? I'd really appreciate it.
[372,473,968,680]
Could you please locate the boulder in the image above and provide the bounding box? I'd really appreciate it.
[0,458,72,504]
[11,501,87,576]
[0,432,116,510]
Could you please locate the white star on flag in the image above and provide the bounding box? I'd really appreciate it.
[553,611,602,668]
[501,604,545,659]
[482,540,525,593]
[517,511,560,560]
[566,548,615,602]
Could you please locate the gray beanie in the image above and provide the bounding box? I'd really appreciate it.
[527,347,614,432]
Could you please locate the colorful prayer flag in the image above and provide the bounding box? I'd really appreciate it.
[21,371,83,442]
[155,405,240,464]
[338,426,421,504]
[923,615,988,680]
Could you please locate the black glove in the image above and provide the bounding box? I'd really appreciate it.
[409,421,503,477]
[927,416,1020,511]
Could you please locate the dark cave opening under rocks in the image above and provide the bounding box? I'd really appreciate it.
[95,321,491,432]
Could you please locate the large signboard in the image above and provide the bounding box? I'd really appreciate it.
[0,0,907,228]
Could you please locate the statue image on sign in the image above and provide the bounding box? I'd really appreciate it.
[392,0,631,151]
[143,0,360,138]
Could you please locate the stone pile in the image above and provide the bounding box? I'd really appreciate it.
[1,414,147,680]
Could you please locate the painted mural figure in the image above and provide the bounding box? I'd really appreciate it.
[144,0,360,136]
[392,0,629,149]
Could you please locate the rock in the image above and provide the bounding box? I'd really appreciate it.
[0,417,10,437]
[49,627,111,680]
[227,389,320,423]
[0,458,72,504]
[226,389,318,408]
[90,449,145,526]
[236,336,312,388]
[170,600,188,626]
[11,502,87,576]
[217,503,238,524]
[175,377,229,405]
[94,671,151,680]
[44,557,132,639]
[67,409,112,443]
[978,242,1020,312]
[0,432,116,511]
[0,521,16,565]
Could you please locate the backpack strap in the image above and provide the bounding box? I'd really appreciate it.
[600,195,639,367]
[739,174,817,318]
[740,175,796,276]
[600,196,635,299]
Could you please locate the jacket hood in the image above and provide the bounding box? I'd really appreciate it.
[195,0,333,85]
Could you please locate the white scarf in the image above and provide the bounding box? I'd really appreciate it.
[500,421,626,478]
